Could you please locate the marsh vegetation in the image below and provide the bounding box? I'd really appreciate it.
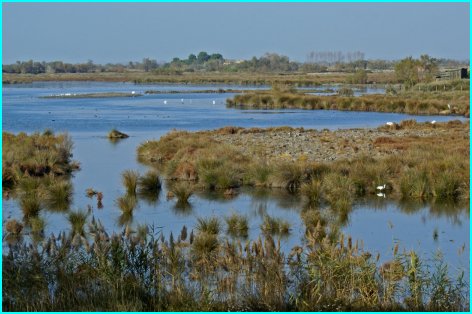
[2,131,78,224]
[226,80,470,117]
[2,77,469,311]
[137,121,469,205]
[3,218,468,311]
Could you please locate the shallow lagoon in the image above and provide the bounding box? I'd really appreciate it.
[2,82,469,273]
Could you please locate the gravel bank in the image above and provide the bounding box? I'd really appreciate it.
[210,122,468,162]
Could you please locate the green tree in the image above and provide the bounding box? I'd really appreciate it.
[188,54,197,63]
[347,69,368,84]
[197,51,210,64]
[395,57,420,88]
[419,54,438,82]
[210,53,223,60]
[142,58,158,72]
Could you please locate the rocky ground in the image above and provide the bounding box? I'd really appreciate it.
[210,121,468,162]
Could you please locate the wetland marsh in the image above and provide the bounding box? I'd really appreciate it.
[2,81,470,311]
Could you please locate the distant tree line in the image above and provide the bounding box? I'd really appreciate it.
[306,50,366,65]
[3,52,468,75]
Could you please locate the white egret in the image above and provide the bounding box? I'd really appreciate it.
[431,120,436,124]
[386,122,393,126]
[376,184,386,191]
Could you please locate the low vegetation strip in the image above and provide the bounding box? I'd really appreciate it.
[137,121,469,203]
[2,71,398,86]
[226,87,470,117]
[144,88,246,94]
[40,92,141,99]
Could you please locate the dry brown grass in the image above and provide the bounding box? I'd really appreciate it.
[138,121,469,202]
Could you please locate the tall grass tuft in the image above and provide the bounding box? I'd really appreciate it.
[225,213,249,238]
[5,219,23,235]
[323,172,355,211]
[271,162,305,191]
[68,210,88,237]
[29,216,45,234]
[260,215,290,236]
[170,182,194,206]
[19,193,41,219]
[116,194,138,214]
[196,216,221,235]
[301,179,323,206]
[43,180,72,211]
[138,170,161,193]
[122,170,139,195]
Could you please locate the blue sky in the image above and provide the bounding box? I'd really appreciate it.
[2,2,470,64]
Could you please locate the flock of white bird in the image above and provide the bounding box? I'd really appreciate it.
[386,120,437,126]
[162,99,217,105]
[384,104,453,127]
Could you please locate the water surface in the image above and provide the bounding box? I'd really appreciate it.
[2,82,468,273]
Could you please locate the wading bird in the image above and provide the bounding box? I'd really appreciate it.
[376,184,386,191]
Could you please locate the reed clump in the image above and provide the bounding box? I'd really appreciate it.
[260,215,290,236]
[137,170,161,194]
[225,213,249,238]
[67,210,88,237]
[3,131,76,187]
[43,180,72,211]
[116,194,138,214]
[170,182,194,206]
[301,179,323,206]
[5,219,23,235]
[122,170,140,195]
[3,220,466,311]
[3,131,77,220]
[196,216,221,235]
